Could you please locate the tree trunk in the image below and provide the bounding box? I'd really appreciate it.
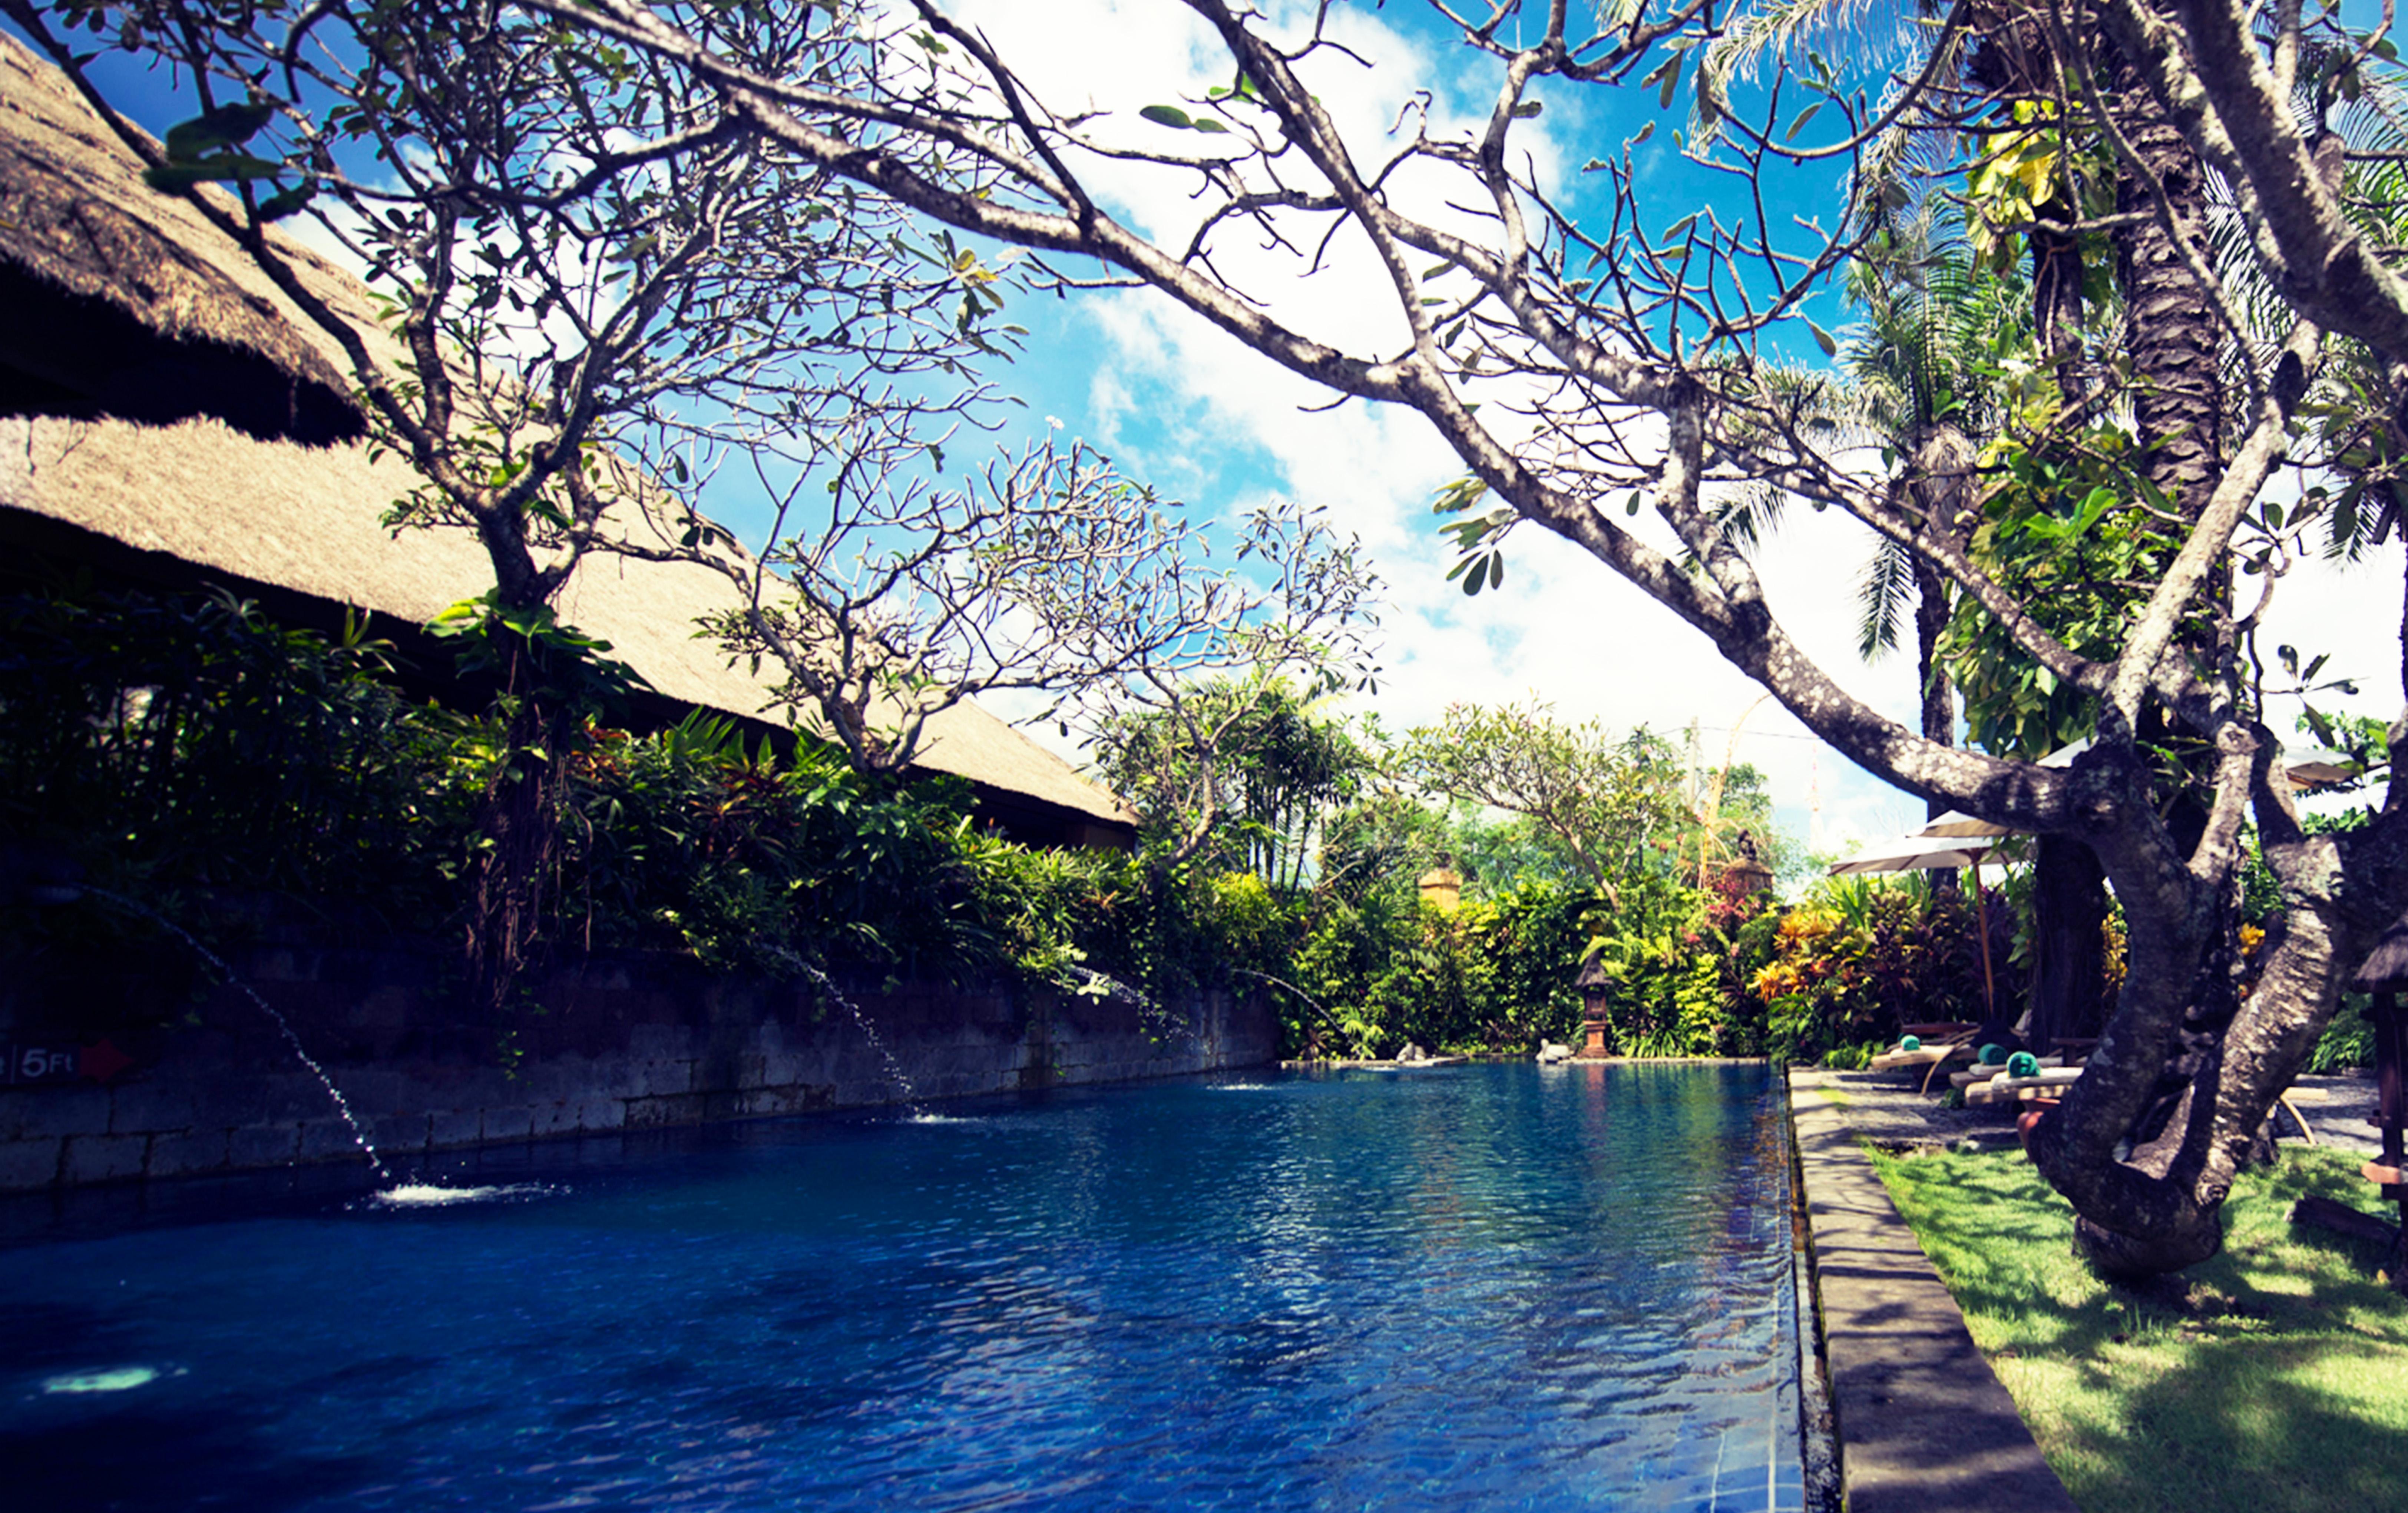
[465,651,562,1019]
[2026,737,2386,1280]
[2033,223,2087,402]
[2115,80,2224,527]
[1915,555,1957,834]
[1908,424,1971,831]
[2024,835,2108,1054]
[2024,13,2240,1278]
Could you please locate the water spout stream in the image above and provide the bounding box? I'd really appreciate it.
[1231,968,1363,1057]
[1068,966,1191,1045]
[75,887,392,1183]
[766,952,930,1118]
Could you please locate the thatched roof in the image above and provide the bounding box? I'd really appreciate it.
[0,33,1132,837]
[0,35,366,443]
[2355,912,2408,994]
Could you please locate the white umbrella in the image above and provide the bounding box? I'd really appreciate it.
[1828,831,2001,1017]
[1921,809,2015,839]
[2286,759,2356,791]
[1828,833,1999,874]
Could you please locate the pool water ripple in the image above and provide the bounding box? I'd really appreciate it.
[0,1062,1805,1512]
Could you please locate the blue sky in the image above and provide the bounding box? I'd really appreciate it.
[917,0,2402,847]
[16,0,2400,857]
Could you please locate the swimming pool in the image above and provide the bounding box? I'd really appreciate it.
[1,1061,1810,1511]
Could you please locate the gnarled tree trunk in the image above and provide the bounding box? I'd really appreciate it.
[2017,9,2247,1275]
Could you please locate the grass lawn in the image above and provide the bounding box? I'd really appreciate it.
[1867,1142,2408,1513]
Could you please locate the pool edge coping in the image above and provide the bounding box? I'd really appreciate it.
[1787,1071,2082,1513]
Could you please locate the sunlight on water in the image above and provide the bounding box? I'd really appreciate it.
[41,1366,163,1394]
[0,1066,1808,1513]
[361,1182,557,1209]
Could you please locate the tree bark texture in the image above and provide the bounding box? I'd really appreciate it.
[2113,30,2225,527]
[2029,14,2250,1275]
[466,682,563,1020]
[1908,424,1972,825]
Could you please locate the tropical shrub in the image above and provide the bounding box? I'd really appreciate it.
[0,583,473,919]
[1748,876,1994,1063]
[555,714,992,977]
[1582,876,1780,1057]
[1267,878,1596,1057]
[0,582,1097,999]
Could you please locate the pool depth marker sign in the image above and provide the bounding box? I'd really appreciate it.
[1,1039,135,1085]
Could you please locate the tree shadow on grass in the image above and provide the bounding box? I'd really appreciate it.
[2045,1337,2408,1513]
[1873,1145,2408,1513]
[1869,1147,2121,1356]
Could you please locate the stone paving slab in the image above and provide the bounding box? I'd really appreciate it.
[1790,1073,2080,1513]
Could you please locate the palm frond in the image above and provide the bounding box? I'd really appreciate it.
[1696,0,1929,143]
[1855,537,1915,661]
[1713,480,1790,556]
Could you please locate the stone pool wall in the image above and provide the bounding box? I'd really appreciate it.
[0,941,1277,1192]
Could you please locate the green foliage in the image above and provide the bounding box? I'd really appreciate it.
[1321,790,1591,897]
[1941,423,2184,758]
[0,586,1860,1068]
[956,836,1140,989]
[428,591,653,724]
[0,583,1049,992]
[2306,992,2377,1073]
[1094,675,1368,888]
[0,582,473,914]
[145,97,317,219]
[2292,710,2392,796]
[552,715,988,976]
[1963,101,2113,287]
[1283,879,1597,1057]
[1746,875,1992,1062]
[1397,702,1693,893]
[1581,875,1777,1057]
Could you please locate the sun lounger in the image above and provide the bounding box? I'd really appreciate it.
[1965,1067,2086,1105]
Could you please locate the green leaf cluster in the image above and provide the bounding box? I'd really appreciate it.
[1941,425,2183,757]
[144,99,318,221]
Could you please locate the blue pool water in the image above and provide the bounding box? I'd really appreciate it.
[0,1062,1806,1511]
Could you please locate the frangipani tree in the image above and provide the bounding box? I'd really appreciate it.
[351,0,2408,1279]
[11,0,1377,1000]
[1398,702,1693,900]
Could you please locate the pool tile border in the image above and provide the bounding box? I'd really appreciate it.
[1788,1073,2080,1513]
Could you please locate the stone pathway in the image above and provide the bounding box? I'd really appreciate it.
[1790,1072,2079,1513]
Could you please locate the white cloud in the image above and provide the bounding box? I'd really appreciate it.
[1063,278,1925,850]
[920,0,1909,842]
[932,1,2404,859]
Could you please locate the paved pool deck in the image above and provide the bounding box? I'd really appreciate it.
[1788,1070,2081,1513]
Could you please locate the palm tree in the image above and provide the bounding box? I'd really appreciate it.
[1840,212,2017,776]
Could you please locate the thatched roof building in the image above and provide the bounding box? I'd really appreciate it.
[2356,913,2408,996]
[0,33,1133,847]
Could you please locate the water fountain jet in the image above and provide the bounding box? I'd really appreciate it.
[62,885,394,1184]
[1231,968,1363,1057]
[752,945,932,1118]
[1068,965,1192,1046]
